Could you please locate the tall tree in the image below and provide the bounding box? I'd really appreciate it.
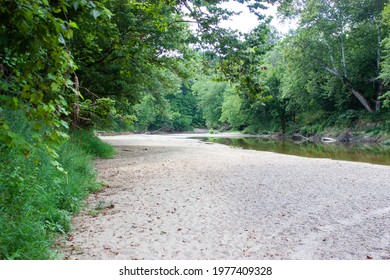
[271,0,389,112]
[69,0,271,129]
[380,3,390,108]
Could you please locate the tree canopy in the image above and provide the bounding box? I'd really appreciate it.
[1,0,389,149]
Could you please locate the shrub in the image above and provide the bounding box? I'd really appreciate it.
[0,122,113,259]
[70,130,116,159]
[335,110,359,127]
[300,124,324,136]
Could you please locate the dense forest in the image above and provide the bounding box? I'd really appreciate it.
[1,0,390,259]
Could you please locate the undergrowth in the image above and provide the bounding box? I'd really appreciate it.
[0,119,115,259]
[70,130,116,159]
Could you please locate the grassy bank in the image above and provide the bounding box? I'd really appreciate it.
[0,128,115,259]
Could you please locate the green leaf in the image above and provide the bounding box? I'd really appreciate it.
[58,34,66,45]
[51,160,67,173]
[51,82,60,92]
[11,97,18,108]
[72,2,80,10]
[60,120,69,129]
[69,21,79,29]
[91,9,102,19]
[0,82,9,91]
[48,73,56,80]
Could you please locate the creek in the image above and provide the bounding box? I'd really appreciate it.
[198,137,390,166]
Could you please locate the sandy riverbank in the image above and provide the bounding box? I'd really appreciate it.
[59,134,390,259]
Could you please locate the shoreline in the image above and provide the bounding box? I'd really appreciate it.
[95,130,390,145]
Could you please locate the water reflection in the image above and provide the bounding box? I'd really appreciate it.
[200,137,390,166]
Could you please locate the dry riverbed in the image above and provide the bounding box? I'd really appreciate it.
[59,134,390,260]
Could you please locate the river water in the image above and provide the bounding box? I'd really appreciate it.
[199,137,390,166]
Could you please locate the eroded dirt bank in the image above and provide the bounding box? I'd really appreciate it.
[60,134,390,260]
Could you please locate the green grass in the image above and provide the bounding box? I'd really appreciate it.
[0,126,114,259]
[70,130,116,159]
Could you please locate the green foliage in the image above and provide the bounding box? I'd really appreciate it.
[380,3,390,108]
[0,0,273,139]
[229,0,388,136]
[192,76,226,128]
[0,0,100,155]
[274,0,388,113]
[70,0,199,129]
[300,124,324,137]
[133,81,203,132]
[220,86,248,129]
[334,110,359,127]
[134,94,164,131]
[65,0,271,133]
[76,97,136,131]
[218,23,272,101]
[165,83,204,130]
[70,130,116,159]
[170,111,193,131]
[0,115,111,259]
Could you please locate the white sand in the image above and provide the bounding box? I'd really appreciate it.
[59,134,390,259]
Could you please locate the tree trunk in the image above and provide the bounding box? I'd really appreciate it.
[377,21,381,72]
[322,65,374,113]
[375,79,384,111]
[341,23,347,78]
[73,74,80,128]
[341,77,374,113]
[375,22,382,111]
